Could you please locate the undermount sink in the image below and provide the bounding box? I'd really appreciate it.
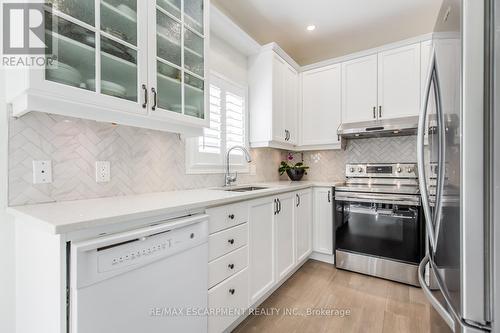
[222,186,269,192]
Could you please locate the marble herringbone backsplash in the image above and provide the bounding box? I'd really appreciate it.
[282,136,417,182]
[8,113,282,206]
[8,112,417,206]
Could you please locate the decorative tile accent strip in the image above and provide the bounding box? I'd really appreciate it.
[8,113,282,206]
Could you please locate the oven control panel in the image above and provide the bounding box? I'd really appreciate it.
[346,163,417,178]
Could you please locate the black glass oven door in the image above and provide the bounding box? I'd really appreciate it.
[335,200,424,264]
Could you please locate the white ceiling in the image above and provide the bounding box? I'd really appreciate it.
[211,0,443,65]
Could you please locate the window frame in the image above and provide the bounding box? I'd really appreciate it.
[185,71,249,174]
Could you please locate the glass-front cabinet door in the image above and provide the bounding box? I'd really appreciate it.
[43,0,148,112]
[149,0,207,124]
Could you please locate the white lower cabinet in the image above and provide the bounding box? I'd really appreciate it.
[208,268,249,333]
[207,188,323,332]
[295,190,313,263]
[209,246,248,289]
[313,187,334,255]
[208,223,248,261]
[275,193,295,280]
[248,197,276,304]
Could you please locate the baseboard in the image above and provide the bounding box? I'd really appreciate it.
[309,251,335,264]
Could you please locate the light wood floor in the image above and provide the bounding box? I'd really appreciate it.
[233,260,452,333]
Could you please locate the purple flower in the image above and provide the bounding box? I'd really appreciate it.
[287,152,294,161]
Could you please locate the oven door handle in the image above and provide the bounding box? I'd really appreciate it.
[335,193,420,206]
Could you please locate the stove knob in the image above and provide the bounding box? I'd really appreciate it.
[397,167,402,173]
[358,167,363,173]
[350,167,355,173]
[407,167,414,173]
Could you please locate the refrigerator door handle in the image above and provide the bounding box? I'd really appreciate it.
[431,57,447,250]
[417,48,437,249]
[418,255,455,330]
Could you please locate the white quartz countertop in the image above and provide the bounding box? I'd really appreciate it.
[7,181,341,235]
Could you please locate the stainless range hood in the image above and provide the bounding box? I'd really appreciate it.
[337,116,419,139]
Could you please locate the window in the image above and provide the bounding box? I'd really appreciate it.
[186,73,248,174]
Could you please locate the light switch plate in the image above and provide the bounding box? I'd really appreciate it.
[33,160,52,184]
[95,161,111,183]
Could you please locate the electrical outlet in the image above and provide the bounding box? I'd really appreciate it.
[95,161,111,183]
[33,160,52,184]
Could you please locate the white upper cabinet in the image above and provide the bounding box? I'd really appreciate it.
[377,43,421,119]
[341,42,422,123]
[284,64,299,145]
[6,0,209,136]
[341,54,378,123]
[249,45,299,149]
[301,64,342,148]
[271,54,287,143]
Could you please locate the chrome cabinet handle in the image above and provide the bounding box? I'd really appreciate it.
[151,87,157,111]
[228,239,235,245]
[373,106,376,119]
[274,199,278,215]
[417,47,437,249]
[418,256,455,330]
[228,214,235,220]
[328,190,331,203]
[228,263,235,270]
[378,106,382,118]
[296,194,300,207]
[229,289,235,295]
[141,84,148,108]
[277,199,281,214]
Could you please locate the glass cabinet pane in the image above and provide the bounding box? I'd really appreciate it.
[100,36,138,102]
[184,28,204,77]
[184,73,204,118]
[157,61,182,112]
[184,0,203,34]
[45,14,95,91]
[157,0,181,19]
[100,0,137,46]
[157,10,181,66]
[46,0,95,26]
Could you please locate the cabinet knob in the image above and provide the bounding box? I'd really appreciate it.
[228,239,235,245]
[228,214,235,220]
[229,288,235,295]
[228,263,235,270]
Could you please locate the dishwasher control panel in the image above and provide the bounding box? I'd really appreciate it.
[96,221,204,273]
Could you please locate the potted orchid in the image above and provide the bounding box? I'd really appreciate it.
[279,153,309,181]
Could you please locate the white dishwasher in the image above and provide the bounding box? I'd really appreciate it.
[70,214,209,333]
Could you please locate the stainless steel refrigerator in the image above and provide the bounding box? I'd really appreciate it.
[417,0,499,332]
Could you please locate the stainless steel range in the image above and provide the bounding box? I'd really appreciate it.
[334,163,425,286]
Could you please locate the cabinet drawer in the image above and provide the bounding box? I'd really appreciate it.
[208,268,249,333]
[207,202,249,234]
[209,224,248,261]
[209,246,248,289]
